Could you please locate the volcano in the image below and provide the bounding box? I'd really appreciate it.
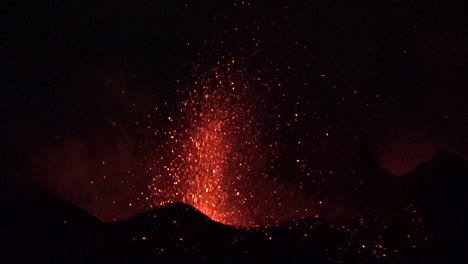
[1,153,466,263]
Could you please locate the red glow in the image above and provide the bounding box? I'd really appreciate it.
[147,58,270,226]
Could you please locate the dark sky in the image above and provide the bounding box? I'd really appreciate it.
[2,0,467,223]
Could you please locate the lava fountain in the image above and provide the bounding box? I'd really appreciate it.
[148,57,275,226]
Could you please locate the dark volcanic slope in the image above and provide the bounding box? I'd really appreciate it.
[1,184,102,263]
[401,152,467,262]
[103,202,238,262]
[1,153,467,263]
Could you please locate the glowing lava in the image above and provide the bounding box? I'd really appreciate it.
[148,57,271,226]
[181,92,243,225]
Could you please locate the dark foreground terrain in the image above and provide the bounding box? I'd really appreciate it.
[1,152,466,263]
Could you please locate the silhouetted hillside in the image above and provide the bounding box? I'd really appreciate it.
[400,152,467,262]
[0,183,102,263]
[1,152,466,263]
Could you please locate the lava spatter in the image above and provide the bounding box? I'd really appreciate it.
[147,55,280,226]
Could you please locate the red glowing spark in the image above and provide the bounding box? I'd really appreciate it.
[146,54,283,226]
[144,24,329,227]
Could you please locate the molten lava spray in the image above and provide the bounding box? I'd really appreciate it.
[147,56,280,226]
[181,86,256,225]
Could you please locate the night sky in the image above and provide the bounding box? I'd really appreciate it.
[2,0,467,228]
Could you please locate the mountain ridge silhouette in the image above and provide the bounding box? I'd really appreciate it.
[1,151,466,263]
